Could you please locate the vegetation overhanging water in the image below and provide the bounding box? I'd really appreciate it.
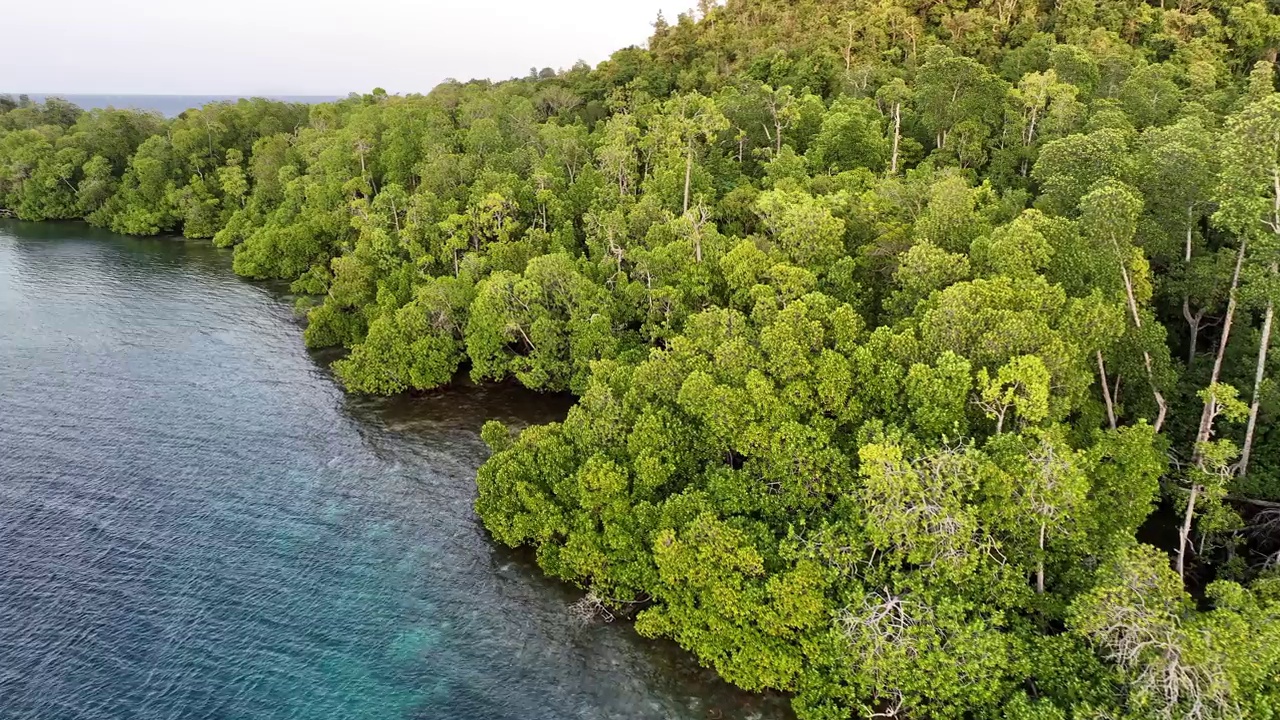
[0,221,789,720]
[4,1,1280,717]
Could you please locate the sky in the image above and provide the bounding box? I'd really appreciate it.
[2,0,693,95]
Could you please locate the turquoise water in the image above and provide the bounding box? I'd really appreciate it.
[0,221,788,720]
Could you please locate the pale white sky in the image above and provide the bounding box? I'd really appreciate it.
[2,0,693,95]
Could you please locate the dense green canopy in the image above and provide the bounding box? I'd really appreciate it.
[6,0,1280,716]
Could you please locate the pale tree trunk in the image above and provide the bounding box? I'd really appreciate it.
[682,138,693,214]
[1185,206,1195,263]
[1177,483,1199,580]
[1036,522,1046,594]
[515,324,537,352]
[1183,206,1200,367]
[1194,239,1248,464]
[1114,253,1168,432]
[890,102,901,175]
[1239,291,1275,475]
[1097,351,1117,430]
[1240,174,1280,471]
[1183,299,1203,368]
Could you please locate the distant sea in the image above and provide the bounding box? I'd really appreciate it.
[14,94,343,117]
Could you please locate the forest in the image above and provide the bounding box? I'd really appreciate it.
[4,0,1280,716]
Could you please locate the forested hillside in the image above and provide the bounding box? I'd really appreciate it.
[5,0,1280,716]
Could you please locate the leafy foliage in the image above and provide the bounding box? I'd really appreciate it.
[6,2,1280,716]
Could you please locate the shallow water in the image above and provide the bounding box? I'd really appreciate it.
[0,221,789,720]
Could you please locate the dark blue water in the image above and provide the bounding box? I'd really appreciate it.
[18,95,341,117]
[0,221,787,720]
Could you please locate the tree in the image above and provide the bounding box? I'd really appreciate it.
[1136,117,1217,274]
[1215,92,1280,477]
[876,79,912,176]
[655,92,728,214]
[914,46,1007,161]
[755,188,847,272]
[1070,545,1235,720]
[1016,434,1088,594]
[887,240,971,318]
[1079,180,1169,431]
[974,355,1051,435]
[333,276,474,393]
[218,148,249,209]
[1179,384,1248,580]
[806,97,887,174]
[1032,128,1133,217]
[466,253,618,393]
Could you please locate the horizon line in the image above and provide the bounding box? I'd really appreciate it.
[7,92,349,97]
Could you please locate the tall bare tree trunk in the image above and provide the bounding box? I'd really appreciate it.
[1183,299,1203,368]
[1036,522,1046,594]
[890,102,901,175]
[1183,207,1201,367]
[1186,206,1195,263]
[1097,351,1117,430]
[1177,483,1199,580]
[1194,240,1248,464]
[1239,291,1275,476]
[1245,174,1280,472]
[1115,255,1168,432]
